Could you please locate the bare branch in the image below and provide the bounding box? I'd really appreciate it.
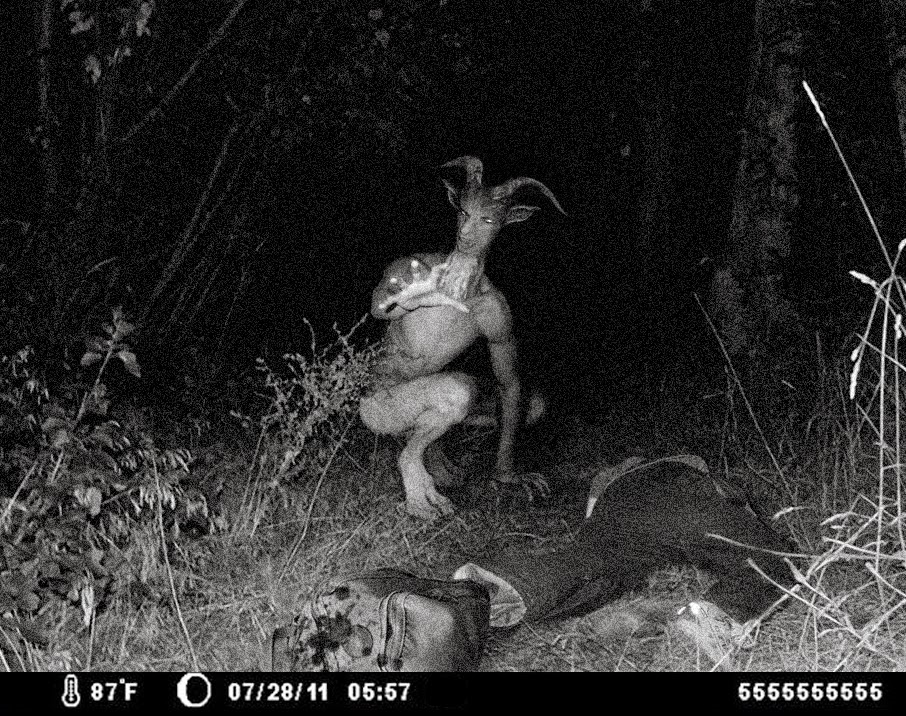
[118,0,251,145]
[141,119,242,323]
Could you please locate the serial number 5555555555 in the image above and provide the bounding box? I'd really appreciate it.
[738,682,882,703]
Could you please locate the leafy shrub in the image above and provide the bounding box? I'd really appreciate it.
[0,309,198,654]
[256,317,378,474]
[227,317,378,528]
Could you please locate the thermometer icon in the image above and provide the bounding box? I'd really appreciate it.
[62,674,81,708]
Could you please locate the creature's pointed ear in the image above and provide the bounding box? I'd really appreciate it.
[504,205,541,225]
[441,178,460,208]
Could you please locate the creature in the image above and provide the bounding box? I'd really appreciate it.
[359,156,566,520]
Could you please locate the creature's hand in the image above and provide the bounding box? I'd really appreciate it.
[438,251,481,301]
[378,260,470,313]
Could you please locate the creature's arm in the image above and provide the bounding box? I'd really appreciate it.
[371,257,469,321]
[482,299,547,495]
[488,337,520,480]
[438,250,482,301]
[473,287,520,479]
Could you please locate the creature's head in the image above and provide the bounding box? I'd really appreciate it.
[439,156,566,258]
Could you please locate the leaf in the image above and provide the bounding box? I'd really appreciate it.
[87,336,107,353]
[84,54,102,84]
[849,357,861,400]
[81,351,102,367]
[117,350,141,377]
[51,428,71,448]
[4,571,39,599]
[68,11,95,35]
[80,583,95,627]
[40,560,61,579]
[41,416,69,433]
[114,319,135,340]
[88,548,107,577]
[90,429,114,450]
[0,616,47,645]
[74,486,103,517]
[18,591,41,611]
[136,2,154,37]
[85,383,110,417]
[849,271,878,290]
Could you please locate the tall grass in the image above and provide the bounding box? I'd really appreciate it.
[730,83,906,669]
[675,83,906,671]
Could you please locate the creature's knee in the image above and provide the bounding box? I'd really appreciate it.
[359,375,475,435]
[358,397,381,432]
[359,393,402,435]
[437,373,477,423]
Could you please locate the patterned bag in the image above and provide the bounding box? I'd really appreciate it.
[271,568,490,672]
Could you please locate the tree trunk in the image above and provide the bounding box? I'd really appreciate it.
[709,0,803,360]
[630,1,674,313]
[878,0,906,174]
[634,34,671,265]
[76,21,117,215]
[35,0,60,213]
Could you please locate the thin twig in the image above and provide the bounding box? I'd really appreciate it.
[694,294,788,491]
[803,81,894,274]
[278,419,355,583]
[153,462,199,670]
[233,429,268,544]
[142,119,242,323]
[0,462,38,530]
[119,0,252,145]
[85,608,95,672]
[0,624,26,671]
[704,532,809,559]
[874,278,893,579]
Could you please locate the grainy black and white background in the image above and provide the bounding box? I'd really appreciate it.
[2,0,906,675]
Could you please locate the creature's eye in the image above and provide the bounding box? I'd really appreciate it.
[482,217,495,224]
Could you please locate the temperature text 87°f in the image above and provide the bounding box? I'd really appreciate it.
[227,682,329,702]
[91,679,139,702]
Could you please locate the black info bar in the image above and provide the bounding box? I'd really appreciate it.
[0,673,903,713]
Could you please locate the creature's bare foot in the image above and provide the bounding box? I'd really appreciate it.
[400,448,458,520]
[403,488,455,521]
[491,471,550,502]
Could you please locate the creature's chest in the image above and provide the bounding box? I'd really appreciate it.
[394,305,479,362]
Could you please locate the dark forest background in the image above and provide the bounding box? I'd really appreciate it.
[5,0,906,673]
[4,0,903,421]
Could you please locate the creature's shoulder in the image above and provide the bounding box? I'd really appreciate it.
[472,278,513,342]
[476,273,504,299]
